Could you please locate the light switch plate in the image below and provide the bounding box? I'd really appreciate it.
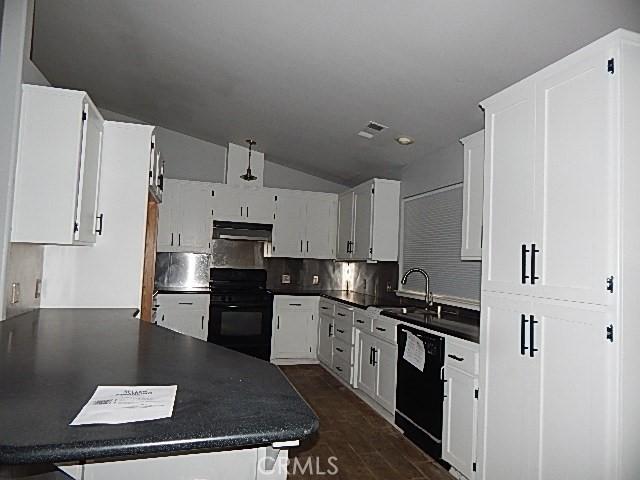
[312,275,319,285]
[281,274,291,284]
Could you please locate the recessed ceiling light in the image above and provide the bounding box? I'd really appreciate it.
[395,136,415,145]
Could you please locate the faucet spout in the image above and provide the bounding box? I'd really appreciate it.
[401,268,433,307]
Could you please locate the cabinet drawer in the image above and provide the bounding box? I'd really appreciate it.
[334,316,354,344]
[445,339,479,375]
[333,337,353,364]
[354,311,373,332]
[372,316,397,343]
[335,304,355,322]
[332,356,352,384]
[275,296,317,310]
[157,293,210,309]
[319,298,335,316]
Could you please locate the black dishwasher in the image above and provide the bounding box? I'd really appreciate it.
[395,324,445,459]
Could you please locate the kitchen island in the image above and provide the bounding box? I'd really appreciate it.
[0,309,318,479]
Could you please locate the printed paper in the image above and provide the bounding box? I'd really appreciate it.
[403,332,426,371]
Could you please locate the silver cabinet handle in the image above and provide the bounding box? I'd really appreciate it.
[306,241,309,252]
[247,206,249,217]
[178,302,193,305]
[201,315,204,329]
[277,316,280,329]
[178,233,181,246]
[171,233,174,246]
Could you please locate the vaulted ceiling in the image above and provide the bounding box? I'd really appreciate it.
[33,1,640,186]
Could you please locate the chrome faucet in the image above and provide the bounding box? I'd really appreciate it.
[401,268,433,307]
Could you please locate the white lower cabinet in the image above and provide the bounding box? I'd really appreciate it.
[479,292,613,480]
[317,314,334,366]
[356,325,397,415]
[156,294,209,341]
[442,339,480,480]
[271,296,318,363]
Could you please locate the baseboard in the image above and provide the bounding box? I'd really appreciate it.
[271,358,320,366]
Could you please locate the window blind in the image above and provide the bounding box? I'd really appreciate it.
[399,184,481,302]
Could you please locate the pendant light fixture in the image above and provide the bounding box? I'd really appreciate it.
[240,139,258,181]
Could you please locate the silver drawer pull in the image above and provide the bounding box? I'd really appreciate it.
[336,328,345,333]
[448,354,464,362]
[376,327,387,332]
[321,306,329,310]
[336,347,344,353]
[337,313,346,317]
[178,302,193,305]
[356,320,365,324]
[335,366,343,372]
[289,303,302,306]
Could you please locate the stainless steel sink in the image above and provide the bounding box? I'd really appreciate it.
[382,306,439,316]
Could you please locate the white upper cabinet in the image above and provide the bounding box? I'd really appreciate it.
[460,130,484,261]
[211,183,275,224]
[481,79,536,296]
[270,190,337,259]
[12,85,104,245]
[481,41,619,305]
[41,123,155,308]
[336,178,400,262]
[158,179,211,253]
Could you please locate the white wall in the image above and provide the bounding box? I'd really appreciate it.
[400,141,463,199]
[101,109,348,193]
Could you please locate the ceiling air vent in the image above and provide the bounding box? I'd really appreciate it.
[357,121,389,140]
[366,121,388,132]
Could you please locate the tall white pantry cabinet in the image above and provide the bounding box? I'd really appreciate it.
[477,30,640,480]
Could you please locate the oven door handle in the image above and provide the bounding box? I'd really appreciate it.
[211,304,271,309]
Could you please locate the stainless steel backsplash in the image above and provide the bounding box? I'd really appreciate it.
[209,239,398,296]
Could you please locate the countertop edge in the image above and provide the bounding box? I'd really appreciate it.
[0,418,319,465]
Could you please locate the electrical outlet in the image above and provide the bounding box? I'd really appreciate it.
[281,274,291,284]
[10,282,20,304]
[312,275,319,285]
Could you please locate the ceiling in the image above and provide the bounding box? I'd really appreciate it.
[33,1,640,186]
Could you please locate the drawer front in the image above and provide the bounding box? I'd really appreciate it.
[333,337,353,364]
[157,293,209,309]
[332,356,352,384]
[354,311,373,332]
[372,316,397,343]
[445,339,479,375]
[319,298,335,316]
[334,316,354,344]
[275,296,317,310]
[335,304,355,322]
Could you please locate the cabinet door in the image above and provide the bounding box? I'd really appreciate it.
[272,307,312,359]
[532,48,617,306]
[157,179,180,250]
[336,192,354,259]
[442,366,477,479]
[460,130,484,260]
[272,191,305,258]
[159,307,207,340]
[534,299,613,480]
[352,182,373,260]
[374,340,397,413]
[478,292,537,480]
[304,194,337,259]
[357,331,377,399]
[179,181,211,252]
[74,102,104,244]
[317,315,334,366]
[244,189,275,224]
[211,184,245,222]
[482,80,536,295]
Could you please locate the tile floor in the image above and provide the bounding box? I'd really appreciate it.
[280,365,454,480]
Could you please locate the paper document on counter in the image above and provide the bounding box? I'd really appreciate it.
[70,386,177,425]
[403,332,426,371]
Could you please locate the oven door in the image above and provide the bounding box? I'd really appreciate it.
[208,302,272,360]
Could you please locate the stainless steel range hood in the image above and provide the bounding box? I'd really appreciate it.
[212,221,273,241]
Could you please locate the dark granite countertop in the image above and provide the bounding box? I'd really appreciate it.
[0,309,318,465]
[270,289,412,308]
[381,308,480,343]
[272,289,480,343]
